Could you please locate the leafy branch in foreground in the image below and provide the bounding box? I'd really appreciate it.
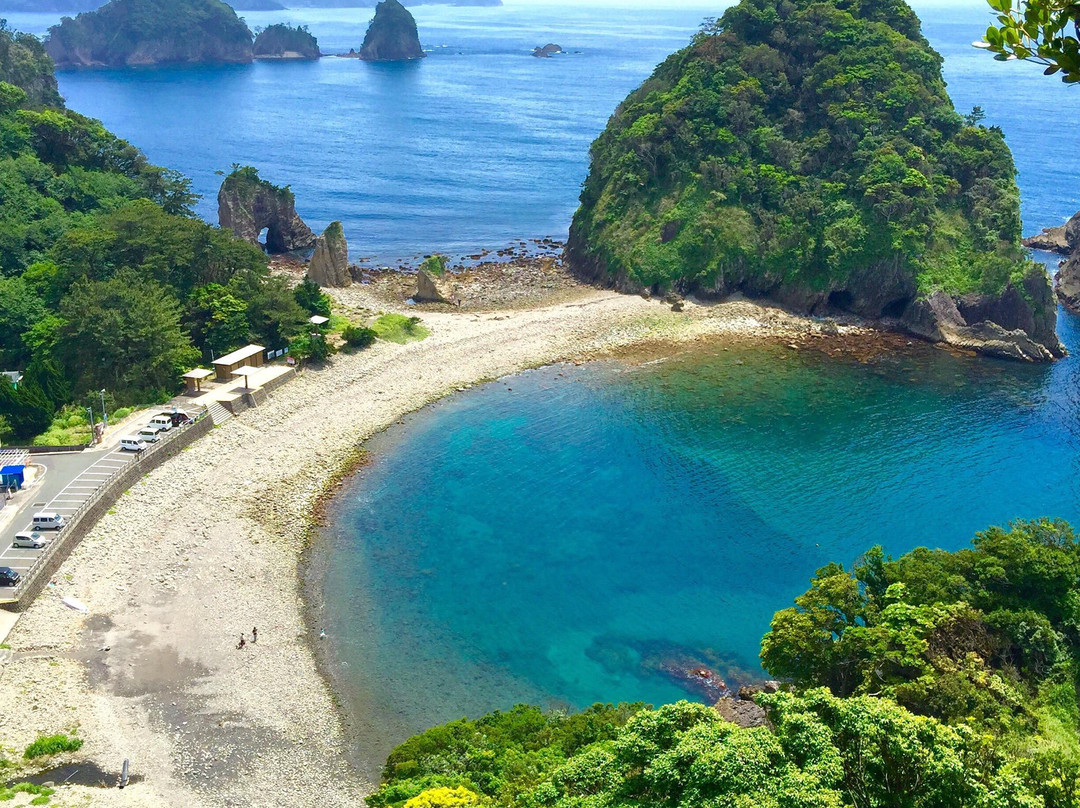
[979,0,1080,83]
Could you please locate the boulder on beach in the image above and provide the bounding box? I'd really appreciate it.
[308,221,351,287]
[358,0,425,62]
[217,166,316,254]
[414,255,457,304]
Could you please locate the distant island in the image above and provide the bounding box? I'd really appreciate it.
[565,0,1064,361]
[356,0,424,62]
[45,0,255,68]
[253,23,320,59]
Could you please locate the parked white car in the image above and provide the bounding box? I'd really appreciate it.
[147,414,174,432]
[120,436,147,452]
[137,426,163,443]
[12,531,47,549]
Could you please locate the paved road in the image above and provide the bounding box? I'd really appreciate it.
[0,446,142,596]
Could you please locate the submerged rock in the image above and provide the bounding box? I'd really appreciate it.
[308,221,351,287]
[217,166,316,254]
[358,0,425,62]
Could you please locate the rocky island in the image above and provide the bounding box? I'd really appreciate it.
[566,0,1065,361]
[253,23,320,60]
[218,165,317,253]
[357,0,425,62]
[45,0,255,68]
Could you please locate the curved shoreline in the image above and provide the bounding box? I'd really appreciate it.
[0,288,887,807]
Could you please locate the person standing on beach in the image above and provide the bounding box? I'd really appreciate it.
[252,627,258,643]
[238,634,246,650]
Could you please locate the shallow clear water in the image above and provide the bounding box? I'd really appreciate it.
[8,0,1080,259]
[319,300,1079,772]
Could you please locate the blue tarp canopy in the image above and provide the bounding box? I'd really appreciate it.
[1,465,25,490]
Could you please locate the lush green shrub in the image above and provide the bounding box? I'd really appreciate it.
[343,325,378,350]
[371,314,429,345]
[290,330,334,363]
[420,254,448,277]
[294,276,332,318]
[23,733,82,759]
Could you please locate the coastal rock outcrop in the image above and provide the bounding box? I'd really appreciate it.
[308,221,350,287]
[253,24,320,59]
[532,43,563,57]
[414,256,457,304]
[1059,254,1080,313]
[1024,211,1080,254]
[358,0,425,62]
[1053,211,1080,313]
[45,0,254,69]
[566,0,1064,361]
[217,166,316,254]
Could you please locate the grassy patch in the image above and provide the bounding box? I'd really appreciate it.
[23,733,82,760]
[372,314,430,344]
[327,313,351,335]
[0,783,54,804]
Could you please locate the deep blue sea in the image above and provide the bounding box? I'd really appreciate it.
[8,0,1080,259]
[11,0,1080,770]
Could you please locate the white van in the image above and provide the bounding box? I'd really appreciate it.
[137,426,163,443]
[31,512,64,531]
[12,531,47,549]
[147,414,174,432]
[120,436,147,452]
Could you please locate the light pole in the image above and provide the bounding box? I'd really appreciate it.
[86,407,95,444]
[100,389,107,428]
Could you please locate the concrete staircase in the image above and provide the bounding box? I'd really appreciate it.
[206,402,233,426]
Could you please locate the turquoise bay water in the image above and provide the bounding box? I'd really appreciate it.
[319,292,1080,771]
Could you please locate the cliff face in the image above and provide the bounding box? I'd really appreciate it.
[253,24,320,59]
[0,28,61,107]
[1053,212,1080,313]
[308,222,350,287]
[566,0,1063,361]
[45,0,254,69]
[217,167,316,254]
[358,0,425,62]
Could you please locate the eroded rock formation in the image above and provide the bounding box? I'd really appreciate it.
[532,43,563,57]
[415,268,457,304]
[358,0,425,62]
[1054,212,1080,314]
[217,166,316,254]
[308,221,350,287]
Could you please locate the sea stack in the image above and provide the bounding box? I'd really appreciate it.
[217,166,317,254]
[358,0,425,62]
[308,222,351,287]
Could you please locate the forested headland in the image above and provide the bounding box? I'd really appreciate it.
[0,25,317,444]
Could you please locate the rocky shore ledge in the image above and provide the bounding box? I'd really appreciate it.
[0,268,986,807]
